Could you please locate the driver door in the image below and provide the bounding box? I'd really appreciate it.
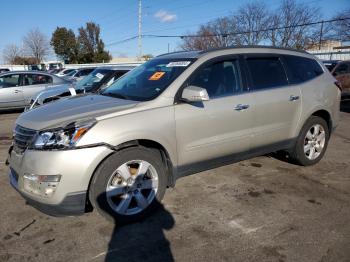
[174,57,254,173]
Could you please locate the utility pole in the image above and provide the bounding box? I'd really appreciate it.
[138,0,142,60]
[319,20,324,50]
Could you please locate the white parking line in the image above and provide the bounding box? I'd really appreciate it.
[0,161,6,165]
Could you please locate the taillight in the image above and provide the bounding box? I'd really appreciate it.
[335,81,342,91]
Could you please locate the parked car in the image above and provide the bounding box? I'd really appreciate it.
[322,60,340,72]
[0,68,10,73]
[26,66,136,110]
[63,67,96,82]
[331,60,350,94]
[7,47,340,223]
[56,68,76,77]
[0,71,71,110]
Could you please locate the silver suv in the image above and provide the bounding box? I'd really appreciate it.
[7,47,341,223]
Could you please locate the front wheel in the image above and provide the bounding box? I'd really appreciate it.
[89,147,167,224]
[289,116,330,166]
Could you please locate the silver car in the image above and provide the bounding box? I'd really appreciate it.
[7,47,341,223]
[0,71,70,110]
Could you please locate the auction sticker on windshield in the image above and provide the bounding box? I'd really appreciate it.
[96,73,104,79]
[149,71,165,80]
[166,61,191,67]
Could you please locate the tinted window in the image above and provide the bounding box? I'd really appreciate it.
[333,62,349,76]
[0,74,20,88]
[24,74,52,86]
[188,60,242,98]
[246,57,288,90]
[283,55,323,83]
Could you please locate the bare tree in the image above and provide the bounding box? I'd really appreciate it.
[328,9,350,41]
[181,17,239,51]
[267,0,321,49]
[232,1,270,45]
[23,28,50,63]
[2,44,22,64]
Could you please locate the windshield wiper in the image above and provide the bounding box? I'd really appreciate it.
[102,92,129,100]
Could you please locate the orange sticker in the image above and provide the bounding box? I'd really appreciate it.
[149,71,165,80]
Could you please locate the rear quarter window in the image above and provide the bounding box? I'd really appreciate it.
[283,55,323,84]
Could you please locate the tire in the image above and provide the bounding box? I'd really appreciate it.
[89,147,167,224]
[289,116,329,166]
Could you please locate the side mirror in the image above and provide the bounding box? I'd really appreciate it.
[181,85,209,102]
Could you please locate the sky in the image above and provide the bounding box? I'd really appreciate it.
[0,0,349,62]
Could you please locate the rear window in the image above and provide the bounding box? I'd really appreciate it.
[283,55,323,84]
[246,57,288,90]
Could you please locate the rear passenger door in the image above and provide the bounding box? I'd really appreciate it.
[244,55,302,148]
[22,74,53,105]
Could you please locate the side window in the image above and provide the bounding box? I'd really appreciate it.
[333,63,349,76]
[283,55,323,83]
[246,57,288,90]
[188,60,242,98]
[0,74,20,88]
[24,74,52,86]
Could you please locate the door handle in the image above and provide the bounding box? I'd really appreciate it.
[14,90,22,93]
[289,95,299,101]
[234,104,250,111]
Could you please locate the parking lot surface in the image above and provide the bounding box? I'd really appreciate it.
[1,105,350,262]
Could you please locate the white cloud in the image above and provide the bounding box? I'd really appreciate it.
[154,10,177,23]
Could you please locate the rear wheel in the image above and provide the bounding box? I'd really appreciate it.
[289,116,329,166]
[89,147,167,224]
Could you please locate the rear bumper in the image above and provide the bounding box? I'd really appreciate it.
[9,168,86,216]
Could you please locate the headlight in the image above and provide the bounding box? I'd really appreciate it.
[31,120,96,150]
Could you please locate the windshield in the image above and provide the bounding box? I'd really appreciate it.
[76,68,112,92]
[65,69,77,77]
[102,58,195,101]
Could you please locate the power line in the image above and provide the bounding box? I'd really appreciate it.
[143,17,350,38]
[105,17,350,47]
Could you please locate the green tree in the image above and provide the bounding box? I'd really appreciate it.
[77,22,111,63]
[51,27,78,63]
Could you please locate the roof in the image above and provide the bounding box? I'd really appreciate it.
[95,65,138,71]
[0,70,57,77]
[156,50,202,59]
[156,45,308,59]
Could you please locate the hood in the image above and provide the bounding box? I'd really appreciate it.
[17,94,138,130]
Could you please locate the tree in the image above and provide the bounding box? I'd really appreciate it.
[141,54,154,61]
[23,28,50,63]
[77,22,111,63]
[2,44,22,64]
[181,17,238,50]
[328,9,350,41]
[51,27,78,63]
[233,1,270,45]
[267,0,321,49]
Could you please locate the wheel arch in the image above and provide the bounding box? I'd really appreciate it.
[85,138,176,212]
[310,109,332,133]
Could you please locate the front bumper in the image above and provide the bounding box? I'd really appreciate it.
[7,146,113,216]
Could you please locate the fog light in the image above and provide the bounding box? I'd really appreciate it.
[23,173,61,198]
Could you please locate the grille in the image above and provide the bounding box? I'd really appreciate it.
[13,125,37,153]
